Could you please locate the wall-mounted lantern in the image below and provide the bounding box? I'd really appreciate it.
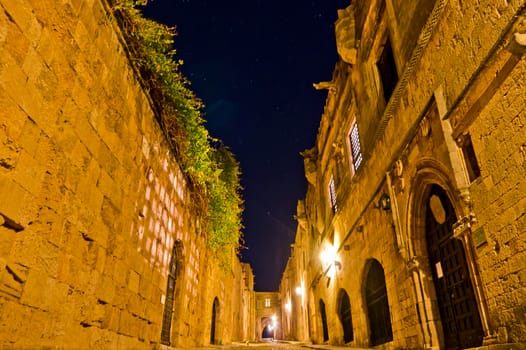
[375,192,391,211]
[320,243,341,278]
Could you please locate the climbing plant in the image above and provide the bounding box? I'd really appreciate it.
[111,0,244,268]
[207,145,244,264]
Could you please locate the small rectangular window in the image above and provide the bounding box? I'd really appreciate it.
[349,122,363,172]
[377,37,398,102]
[329,176,337,213]
[461,134,481,182]
[265,298,271,308]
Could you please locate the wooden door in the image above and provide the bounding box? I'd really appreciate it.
[426,186,483,349]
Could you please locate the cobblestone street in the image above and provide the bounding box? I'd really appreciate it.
[188,341,370,350]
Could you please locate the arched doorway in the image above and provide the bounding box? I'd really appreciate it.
[160,242,181,345]
[308,289,317,341]
[262,324,273,339]
[210,297,219,344]
[260,316,275,340]
[319,299,329,342]
[425,185,483,348]
[337,289,354,343]
[365,259,393,346]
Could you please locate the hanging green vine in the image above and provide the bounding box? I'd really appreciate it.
[111,0,244,269]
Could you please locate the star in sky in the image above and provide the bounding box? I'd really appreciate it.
[144,0,350,291]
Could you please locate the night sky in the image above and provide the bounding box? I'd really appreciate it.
[143,0,349,291]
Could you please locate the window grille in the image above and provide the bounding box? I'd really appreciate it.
[329,176,337,213]
[349,123,363,171]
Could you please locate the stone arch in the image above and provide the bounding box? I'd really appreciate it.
[210,297,220,344]
[260,317,274,339]
[407,158,464,259]
[425,185,483,347]
[336,288,354,343]
[406,161,488,348]
[363,259,393,346]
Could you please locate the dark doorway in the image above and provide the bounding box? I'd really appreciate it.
[426,185,483,349]
[210,297,219,344]
[160,243,179,345]
[365,260,393,346]
[262,324,274,339]
[319,299,329,342]
[337,289,354,343]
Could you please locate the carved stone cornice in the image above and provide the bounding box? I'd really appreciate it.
[453,214,476,239]
[407,255,426,272]
[301,147,318,186]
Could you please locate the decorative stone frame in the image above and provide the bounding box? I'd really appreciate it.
[406,160,492,348]
[345,118,363,177]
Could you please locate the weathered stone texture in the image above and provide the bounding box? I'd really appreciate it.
[469,56,526,344]
[0,0,254,348]
[281,0,526,349]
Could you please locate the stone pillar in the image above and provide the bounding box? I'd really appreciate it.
[452,215,494,343]
[407,256,441,350]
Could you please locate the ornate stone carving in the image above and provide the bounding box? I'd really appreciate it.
[394,159,404,177]
[459,187,473,208]
[429,194,446,224]
[335,6,357,65]
[392,159,405,192]
[301,147,318,185]
[420,116,431,137]
[453,215,474,239]
[313,81,336,92]
[407,255,425,272]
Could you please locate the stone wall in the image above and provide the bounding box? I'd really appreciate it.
[279,200,310,342]
[284,0,526,349]
[0,0,252,348]
[468,53,526,345]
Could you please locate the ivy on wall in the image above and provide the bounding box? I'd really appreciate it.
[111,0,244,269]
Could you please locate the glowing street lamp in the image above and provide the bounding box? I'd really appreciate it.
[320,243,341,278]
[285,300,291,313]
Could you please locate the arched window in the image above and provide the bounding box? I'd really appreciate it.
[337,289,354,343]
[365,259,393,346]
[319,299,329,342]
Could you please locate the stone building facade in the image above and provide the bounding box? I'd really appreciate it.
[0,0,254,348]
[281,0,526,349]
[280,201,310,342]
[254,292,282,340]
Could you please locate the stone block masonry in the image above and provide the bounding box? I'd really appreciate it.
[280,1,526,349]
[0,0,253,348]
